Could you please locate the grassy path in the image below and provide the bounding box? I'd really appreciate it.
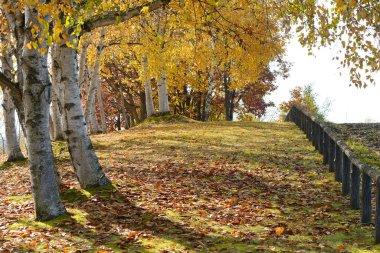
[0,121,378,252]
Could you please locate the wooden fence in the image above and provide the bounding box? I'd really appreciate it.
[286,105,380,243]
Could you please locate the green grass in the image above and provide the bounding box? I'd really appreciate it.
[346,140,380,168]
[139,114,196,126]
[0,121,379,252]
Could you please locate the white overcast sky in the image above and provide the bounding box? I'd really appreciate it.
[266,36,380,123]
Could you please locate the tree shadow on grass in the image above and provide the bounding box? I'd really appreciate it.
[53,186,261,252]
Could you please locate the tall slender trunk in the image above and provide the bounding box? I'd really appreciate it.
[157,10,170,114]
[158,72,170,113]
[2,89,24,161]
[204,32,217,122]
[196,92,202,121]
[142,55,155,117]
[97,85,107,133]
[2,7,27,143]
[84,29,105,134]
[59,38,111,189]
[127,92,141,123]
[89,99,100,134]
[79,40,89,89]
[119,86,130,129]
[224,72,235,121]
[51,43,64,140]
[22,5,66,221]
[203,70,214,122]
[1,47,24,162]
[139,91,147,121]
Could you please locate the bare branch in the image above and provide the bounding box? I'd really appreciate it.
[81,0,171,35]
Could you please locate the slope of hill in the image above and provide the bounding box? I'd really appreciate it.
[0,121,378,252]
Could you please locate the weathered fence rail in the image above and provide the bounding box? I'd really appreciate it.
[286,105,380,243]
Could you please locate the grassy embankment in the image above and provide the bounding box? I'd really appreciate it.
[0,116,379,252]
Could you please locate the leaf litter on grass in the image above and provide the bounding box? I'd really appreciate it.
[0,121,379,252]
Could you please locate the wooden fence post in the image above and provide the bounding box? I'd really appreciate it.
[334,144,342,182]
[342,153,351,196]
[350,164,360,209]
[376,178,380,243]
[329,138,335,172]
[361,172,371,224]
[318,126,324,155]
[323,132,329,164]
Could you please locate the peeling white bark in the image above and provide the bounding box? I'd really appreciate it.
[204,32,217,122]
[2,89,24,162]
[84,29,105,134]
[59,37,111,188]
[51,43,64,140]
[22,5,66,221]
[1,50,24,162]
[158,72,170,113]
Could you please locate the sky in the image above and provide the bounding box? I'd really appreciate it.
[266,36,380,123]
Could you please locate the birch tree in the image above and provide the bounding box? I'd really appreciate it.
[50,43,64,140]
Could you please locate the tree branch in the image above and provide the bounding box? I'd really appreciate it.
[0,72,22,105]
[81,0,171,35]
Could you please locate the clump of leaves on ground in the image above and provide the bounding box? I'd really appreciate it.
[0,121,379,252]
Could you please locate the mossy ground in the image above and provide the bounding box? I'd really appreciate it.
[0,121,379,252]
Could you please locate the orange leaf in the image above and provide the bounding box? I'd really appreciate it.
[337,245,346,251]
[29,241,38,247]
[275,227,285,235]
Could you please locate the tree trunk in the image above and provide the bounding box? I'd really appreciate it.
[204,33,216,122]
[0,9,27,144]
[224,72,235,121]
[196,92,202,121]
[139,91,147,121]
[59,37,111,189]
[142,55,155,117]
[51,43,64,140]
[89,101,100,134]
[127,92,141,123]
[204,71,214,122]
[119,86,130,129]
[1,50,24,162]
[158,72,170,113]
[97,85,107,133]
[2,89,24,162]
[84,29,105,134]
[22,5,66,221]
[156,10,170,114]
[79,40,89,89]
[116,114,121,131]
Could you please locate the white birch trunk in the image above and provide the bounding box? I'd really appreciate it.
[1,8,27,145]
[156,11,170,114]
[158,72,170,113]
[51,43,64,140]
[204,70,214,122]
[84,29,105,134]
[78,40,89,90]
[2,89,24,162]
[22,5,66,221]
[142,55,155,117]
[1,49,24,162]
[59,37,111,189]
[204,32,217,122]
